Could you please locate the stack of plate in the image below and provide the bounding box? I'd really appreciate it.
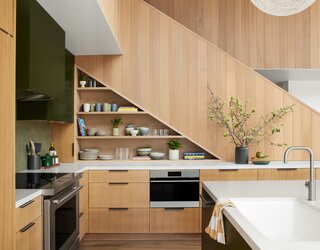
[99,154,114,161]
[137,147,152,156]
[79,149,99,160]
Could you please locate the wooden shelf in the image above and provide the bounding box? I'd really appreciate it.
[77,136,185,139]
[77,112,147,115]
[77,87,109,91]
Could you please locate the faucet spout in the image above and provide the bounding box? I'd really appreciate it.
[283,146,316,201]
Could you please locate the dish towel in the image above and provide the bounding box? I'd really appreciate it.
[205,199,235,244]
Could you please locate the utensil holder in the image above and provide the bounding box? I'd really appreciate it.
[27,155,41,170]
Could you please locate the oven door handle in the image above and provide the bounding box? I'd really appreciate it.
[51,185,83,205]
[150,180,199,183]
[199,194,214,206]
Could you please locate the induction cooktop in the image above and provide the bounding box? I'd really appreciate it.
[16,172,82,196]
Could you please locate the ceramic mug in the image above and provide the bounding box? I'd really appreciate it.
[90,104,96,112]
[103,103,111,112]
[95,103,102,112]
[111,103,118,112]
[83,103,90,112]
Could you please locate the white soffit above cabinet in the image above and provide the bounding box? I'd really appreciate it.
[36,0,122,55]
[256,69,320,83]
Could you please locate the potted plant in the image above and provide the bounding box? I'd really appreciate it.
[208,86,294,164]
[79,74,87,88]
[111,118,122,136]
[167,140,183,160]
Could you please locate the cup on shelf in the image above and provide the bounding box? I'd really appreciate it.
[83,103,90,112]
[90,104,96,112]
[159,129,164,136]
[95,103,102,112]
[152,129,158,136]
[92,80,97,88]
[111,103,118,112]
[103,103,111,112]
[164,129,169,136]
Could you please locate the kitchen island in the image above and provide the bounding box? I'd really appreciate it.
[202,180,320,250]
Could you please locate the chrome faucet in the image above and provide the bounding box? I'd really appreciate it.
[284,146,316,201]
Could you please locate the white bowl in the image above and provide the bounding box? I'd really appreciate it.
[130,129,139,136]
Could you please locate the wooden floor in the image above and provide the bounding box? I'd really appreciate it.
[80,234,201,250]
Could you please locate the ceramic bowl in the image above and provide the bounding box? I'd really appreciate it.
[96,131,107,136]
[150,152,165,160]
[125,127,135,135]
[130,129,139,136]
[139,127,149,136]
[137,148,152,156]
[86,128,98,136]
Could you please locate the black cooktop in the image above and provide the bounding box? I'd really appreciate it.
[16,173,68,189]
[16,172,82,196]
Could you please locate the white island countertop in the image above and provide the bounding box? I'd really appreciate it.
[202,180,320,250]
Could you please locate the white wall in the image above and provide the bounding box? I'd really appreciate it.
[288,80,320,112]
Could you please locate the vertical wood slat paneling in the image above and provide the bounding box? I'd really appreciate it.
[145,0,320,69]
[77,0,320,161]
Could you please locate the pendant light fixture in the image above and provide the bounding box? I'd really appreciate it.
[250,0,316,16]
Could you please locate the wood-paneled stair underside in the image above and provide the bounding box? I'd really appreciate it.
[75,0,320,161]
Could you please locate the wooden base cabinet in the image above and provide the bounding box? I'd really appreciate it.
[88,208,150,233]
[150,208,200,233]
[258,169,310,180]
[15,197,42,250]
[79,171,89,241]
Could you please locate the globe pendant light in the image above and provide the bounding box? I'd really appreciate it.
[250,0,316,16]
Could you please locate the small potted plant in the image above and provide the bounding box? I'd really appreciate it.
[111,118,122,136]
[167,140,183,160]
[79,74,87,88]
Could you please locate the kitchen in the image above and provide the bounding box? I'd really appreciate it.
[3,0,320,250]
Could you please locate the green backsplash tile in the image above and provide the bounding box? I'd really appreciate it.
[16,121,52,172]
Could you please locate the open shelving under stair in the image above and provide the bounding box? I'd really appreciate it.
[74,67,218,162]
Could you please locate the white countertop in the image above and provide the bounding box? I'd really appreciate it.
[15,160,318,209]
[16,189,42,208]
[18,160,320,173]
[202,180,320,250]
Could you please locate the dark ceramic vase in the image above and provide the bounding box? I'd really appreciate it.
[235,146,248,164]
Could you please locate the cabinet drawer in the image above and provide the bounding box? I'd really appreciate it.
[79,212,86,241]
[16,196,42,232]
[89,182,149,208]
[0,0,14,35]
[88,208,149,233]
[89,170,149,183]
[200,169,257,181]
[16,216,42,250]
[80,185,87,213]
[258,168,309,180]
[150,208,200,233]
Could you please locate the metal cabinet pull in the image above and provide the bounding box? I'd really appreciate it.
[109,170,129,172]
[218,169,239,172]
[20,222,35,233]
[52,186,83,204]
[199,194,214,205]
[164,207,185,210]
[19,200,35,208]
[109,208,129,211]
[109,182,129,185]
[277,168,298,171]
[79,212,84,218]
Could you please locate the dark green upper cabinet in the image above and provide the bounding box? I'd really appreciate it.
[16,0,74,123]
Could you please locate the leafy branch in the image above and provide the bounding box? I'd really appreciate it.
[208,85,294,147]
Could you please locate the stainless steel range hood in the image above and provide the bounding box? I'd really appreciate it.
[16,89,54,102]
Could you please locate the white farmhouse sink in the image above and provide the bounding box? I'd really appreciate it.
[230,198,320,242]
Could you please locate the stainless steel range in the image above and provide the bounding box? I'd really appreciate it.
[16,173,82,250]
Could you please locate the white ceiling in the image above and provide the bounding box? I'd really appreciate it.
[256,69,320,83]
[36,0,122,56]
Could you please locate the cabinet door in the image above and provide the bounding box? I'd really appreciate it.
[88,208,149,233]
[258,169,309,180]
[0,31,15,250]
[0,0,14,35]
[16,217,42,250]
[89,182,149,208]
[150,208,200,233]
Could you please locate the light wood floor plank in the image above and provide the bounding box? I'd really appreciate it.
[80,234,201,250]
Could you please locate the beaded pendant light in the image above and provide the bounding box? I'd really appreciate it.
[250,0,316,16]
